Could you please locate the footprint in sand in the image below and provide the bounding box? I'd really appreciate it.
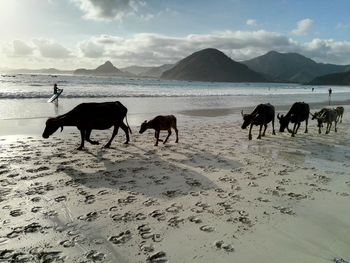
[85,250,105,262]
[118,195,137,205]
[188,215,202,224]
[54,195,67,202]
[165,203,183,214]
[167,216,184,227]
[199,225,215,232]
[140,242,155,253]
[10,209,24,217]
[78,211,98,222]
[24,222,42,233]
[60,239,75,248]
[143,198,160,207]
[147,251,168,263]
[111,212,135,222]
[214,240,235,252]
[109,230,132,244]
[149,210,166,221]
[84,195,95,204]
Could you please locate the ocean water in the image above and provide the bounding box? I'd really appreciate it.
[0,73,349,135]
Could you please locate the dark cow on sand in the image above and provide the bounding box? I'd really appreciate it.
[335,106,344,123]
[241,103,276,140]
[139,115,179,146]
[43,101,131,150]
[277,102,309,137]
[314,108,338,134]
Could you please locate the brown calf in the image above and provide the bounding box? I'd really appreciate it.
[139,115,179,146]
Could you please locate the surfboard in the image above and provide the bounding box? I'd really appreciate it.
[47,89,63,103]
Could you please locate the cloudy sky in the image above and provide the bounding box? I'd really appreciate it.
[1,0,350,69]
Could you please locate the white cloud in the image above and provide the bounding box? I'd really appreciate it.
[79,40,105,58]
[246,19,257,26]
[10,40,34,56]
[32,39,71,58]
[72,0,145,21]
[291,18,313,36]
[4,30,350,68]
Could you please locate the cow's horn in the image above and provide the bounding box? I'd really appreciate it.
[241,110,244,117]
[60,126,63,132]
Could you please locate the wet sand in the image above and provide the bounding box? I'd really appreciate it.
[0,106,349,262]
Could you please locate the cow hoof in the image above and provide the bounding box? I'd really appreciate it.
[257,136,261,140]
[175,141,179,143]
[248,135,252,140]
[124,141,129,144]
[77,147,84,151]
[291,134,295,137]
[272,131,276,135]
[154,144,158,146]
[103,144,110,148]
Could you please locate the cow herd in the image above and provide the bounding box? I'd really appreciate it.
[42,101,178,149]
[42,101,345,150]
[241,102,344,140]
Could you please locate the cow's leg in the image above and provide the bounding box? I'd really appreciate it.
[272,119,276,135]
[295,123,301,134]
[304,118,308,133]
[318,125,322,134]
[257,125,262,139]
[77,129,85,150]
[248,124,253,140]
[291,123,297,137]
[335,121,337,132]
[262,124,268,136]
[155,130,160,146]
[154,131,163,142]
[326,123,331,134]
[119,122,130,144]
[85,129,99,145]
[164,129,172,144]
[340,114,343,123]
[174,127,179,143]
[104,125,119,148]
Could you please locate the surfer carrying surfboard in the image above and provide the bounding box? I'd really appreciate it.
[48,83,63,103]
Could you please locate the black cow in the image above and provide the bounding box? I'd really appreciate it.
[43,101,131,150]
[241,103,276,140]
[139,115,179,146]
[277,102,309,137]
[335,106,344,123]
[315,108,338,134]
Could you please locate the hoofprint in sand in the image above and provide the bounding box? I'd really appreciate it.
[0,109,349,263]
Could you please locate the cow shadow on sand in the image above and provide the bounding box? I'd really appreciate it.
[57,140,242,199]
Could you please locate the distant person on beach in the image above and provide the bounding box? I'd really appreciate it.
[328,88,332,105]
[54,83,59,94]
[312,87,314,92]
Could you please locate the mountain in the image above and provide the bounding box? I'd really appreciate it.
[141,64,174,78]
[120,65,152,76]
[242,51,349,83]
[308,71,350,85]
[1,68,73,74]
[121,64,174,78]
[161,48,267,82]
[74,61,133,77]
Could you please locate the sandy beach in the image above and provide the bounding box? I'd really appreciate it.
[0,104,349,262]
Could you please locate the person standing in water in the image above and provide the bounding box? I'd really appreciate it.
[54,83,59,94]
[328,87,332,105]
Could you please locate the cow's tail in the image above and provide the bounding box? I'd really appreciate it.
[125,113,132,134]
